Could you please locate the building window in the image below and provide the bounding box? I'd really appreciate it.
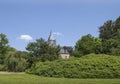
[65,56,68,59]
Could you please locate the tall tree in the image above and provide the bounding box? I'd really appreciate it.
[99,16,120,55]
[5,51,28,72]
[99,20,114,40]
[26,38,60,67]
[74,34,102,57]
[0,33,9,64]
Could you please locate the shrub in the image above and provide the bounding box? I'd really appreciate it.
[26,54,120,78]
[0,65,6,71]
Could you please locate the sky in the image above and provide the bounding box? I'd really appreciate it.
[0,0,120,51]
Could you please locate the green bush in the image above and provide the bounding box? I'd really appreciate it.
[5,51,28,72]
[26,54,120,78]
[0,65,6,71]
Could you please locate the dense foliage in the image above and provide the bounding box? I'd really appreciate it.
[26,38,60,67]
[99,16,120,55]
[0,33,9,64]
[26,54,120,78]
[5,51,28,72]
[74,34,102,57]
[74,16,120,56]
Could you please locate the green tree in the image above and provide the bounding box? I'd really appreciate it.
[99,16,120,55]
[0,33,9,64]
[26,38,60,67]
[99,20,114,40]
[74,34,102,57]
[94,38,103,54]
[114,16,120,34]
[5,51,28,72]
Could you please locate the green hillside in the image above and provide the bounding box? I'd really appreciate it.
[27,54,120,78]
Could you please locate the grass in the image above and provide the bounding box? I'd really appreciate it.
[0,73,120,84]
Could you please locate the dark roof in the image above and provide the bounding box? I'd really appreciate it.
[60,48,69,54]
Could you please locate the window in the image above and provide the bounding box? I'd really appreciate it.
[65,56,68,59]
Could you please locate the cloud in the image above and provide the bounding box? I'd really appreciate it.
[53,32,63,36]
[19,35,33,41]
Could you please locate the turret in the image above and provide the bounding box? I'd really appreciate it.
[48,32,56,47]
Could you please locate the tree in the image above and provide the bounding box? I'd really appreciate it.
[99,16,120,55]
[74,34,102,57]
[0,33,9,64]
[114,16,120,34]
[93,38,103,54]
[5,51,28,72]
[99,20,114,40]
[26,38,60,67]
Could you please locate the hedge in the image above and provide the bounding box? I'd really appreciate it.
[26,54,120,78]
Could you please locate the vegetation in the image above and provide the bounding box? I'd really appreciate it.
[73,16,120,56]
[1,16,120,79]
[0,33,9,64]
[0,73,120,84]
[26,38,60,67]
[5,51,28,72]
[74,34,102,57]
[27,54,120,78]
[99,16,120,55]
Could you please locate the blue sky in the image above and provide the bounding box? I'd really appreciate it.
[0,0,120,51]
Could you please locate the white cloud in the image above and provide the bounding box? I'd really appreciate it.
[19,35,33,41]
[53,32,63,36]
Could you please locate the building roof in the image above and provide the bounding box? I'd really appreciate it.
[60,48,69,54]
[48,32,55,41]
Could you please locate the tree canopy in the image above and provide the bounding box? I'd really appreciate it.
[0,33,9,64]
[99,16,120,55]
[26,38,60,67]
[74,34,102,57]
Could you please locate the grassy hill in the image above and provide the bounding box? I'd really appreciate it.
[0,73,120,84]
[27,54,120,78]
